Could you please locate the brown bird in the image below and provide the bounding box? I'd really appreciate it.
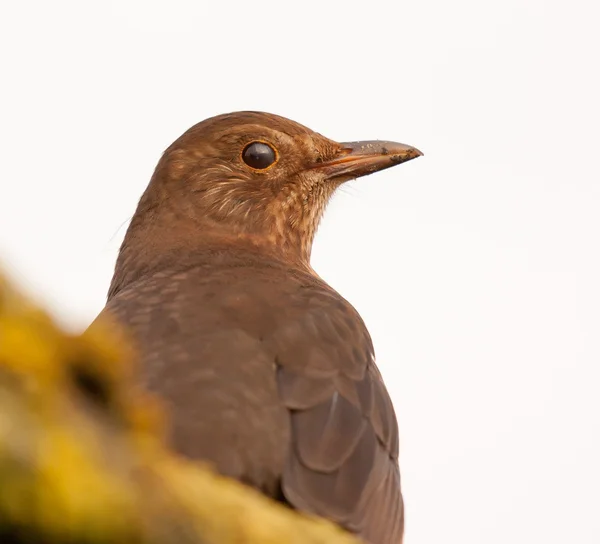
[92,112,422,543]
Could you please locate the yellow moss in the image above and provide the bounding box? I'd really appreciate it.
[0,270,359,543]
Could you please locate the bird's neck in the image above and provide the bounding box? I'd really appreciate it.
[108,203,316,299]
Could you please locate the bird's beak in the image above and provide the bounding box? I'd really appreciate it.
[311,140,423,181]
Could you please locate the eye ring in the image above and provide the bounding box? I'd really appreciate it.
[241,141,279,171]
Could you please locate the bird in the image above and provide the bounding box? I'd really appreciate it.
[91,112,422,543]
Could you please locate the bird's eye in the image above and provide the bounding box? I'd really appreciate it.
[242,141,277,170]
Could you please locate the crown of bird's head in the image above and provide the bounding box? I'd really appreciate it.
[115,112,421,290]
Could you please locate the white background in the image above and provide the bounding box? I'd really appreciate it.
[1,1,599,542]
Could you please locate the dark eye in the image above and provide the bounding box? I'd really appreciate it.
[242,141,277,170]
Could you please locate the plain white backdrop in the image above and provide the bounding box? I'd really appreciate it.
[1,1,599,542]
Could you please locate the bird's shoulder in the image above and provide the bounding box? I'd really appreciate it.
[107,248,365,339]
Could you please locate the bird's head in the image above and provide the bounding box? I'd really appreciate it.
[116,112,421,288]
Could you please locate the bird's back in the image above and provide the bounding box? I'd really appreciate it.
[96,246,403,543]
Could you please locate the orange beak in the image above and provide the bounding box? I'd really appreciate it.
[312,140,423,181]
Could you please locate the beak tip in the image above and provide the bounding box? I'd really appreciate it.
[411,146,424,158]
[393,146,423,164]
